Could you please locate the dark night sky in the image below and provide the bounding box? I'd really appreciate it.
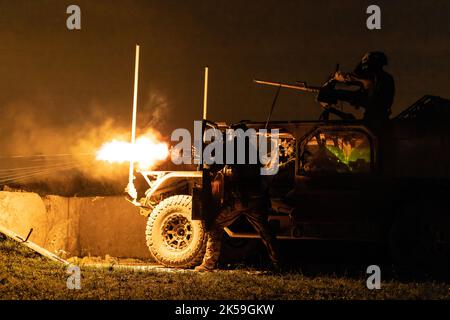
[0,0,449,152]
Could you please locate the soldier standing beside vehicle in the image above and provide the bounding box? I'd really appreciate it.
[318,51,395,132]
[195,123,280,272]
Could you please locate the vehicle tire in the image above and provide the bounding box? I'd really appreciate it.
[389,200,450,278]
[145,195,207,268]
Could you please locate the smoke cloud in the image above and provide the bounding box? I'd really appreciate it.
[0,90,171,196]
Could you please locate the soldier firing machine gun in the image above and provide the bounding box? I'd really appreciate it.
[254,66,357,123]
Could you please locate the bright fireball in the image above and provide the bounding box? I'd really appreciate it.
[96,135,169,170]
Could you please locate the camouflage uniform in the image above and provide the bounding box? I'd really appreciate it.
[197,163,280,270]
[317,51,395,132]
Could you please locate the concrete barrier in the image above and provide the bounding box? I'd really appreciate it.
[0,191,152,259]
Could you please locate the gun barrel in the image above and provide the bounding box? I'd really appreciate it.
[254,79,320,93]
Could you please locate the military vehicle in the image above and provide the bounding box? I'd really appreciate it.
[128,84,450,275]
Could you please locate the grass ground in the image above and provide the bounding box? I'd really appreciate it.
[0,238,448,300]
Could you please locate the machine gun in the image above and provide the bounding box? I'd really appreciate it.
[253,79,321,94]
[254,76,355,123]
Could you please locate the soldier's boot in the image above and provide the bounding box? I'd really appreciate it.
[268,247,282,272]
[259,232,281,271]
[194,230,222,272]
[194,264,215,272]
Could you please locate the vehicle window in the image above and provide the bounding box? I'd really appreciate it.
[299,130,371,175]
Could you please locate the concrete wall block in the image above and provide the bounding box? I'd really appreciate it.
[42,195,79,257]
[0,191,152,260]
[75,196,151,259]
[0,191,48,247]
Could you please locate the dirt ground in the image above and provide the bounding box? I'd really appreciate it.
[0,237,448,300]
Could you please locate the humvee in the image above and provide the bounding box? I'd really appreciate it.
[130,95,450,274]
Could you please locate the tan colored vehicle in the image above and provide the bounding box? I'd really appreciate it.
[130,95,450,275]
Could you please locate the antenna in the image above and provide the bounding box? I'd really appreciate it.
[127,44,140,201]
[265,85,282,129]
[203,66,209,120]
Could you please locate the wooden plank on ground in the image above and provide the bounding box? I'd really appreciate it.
[0,224,69,265]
